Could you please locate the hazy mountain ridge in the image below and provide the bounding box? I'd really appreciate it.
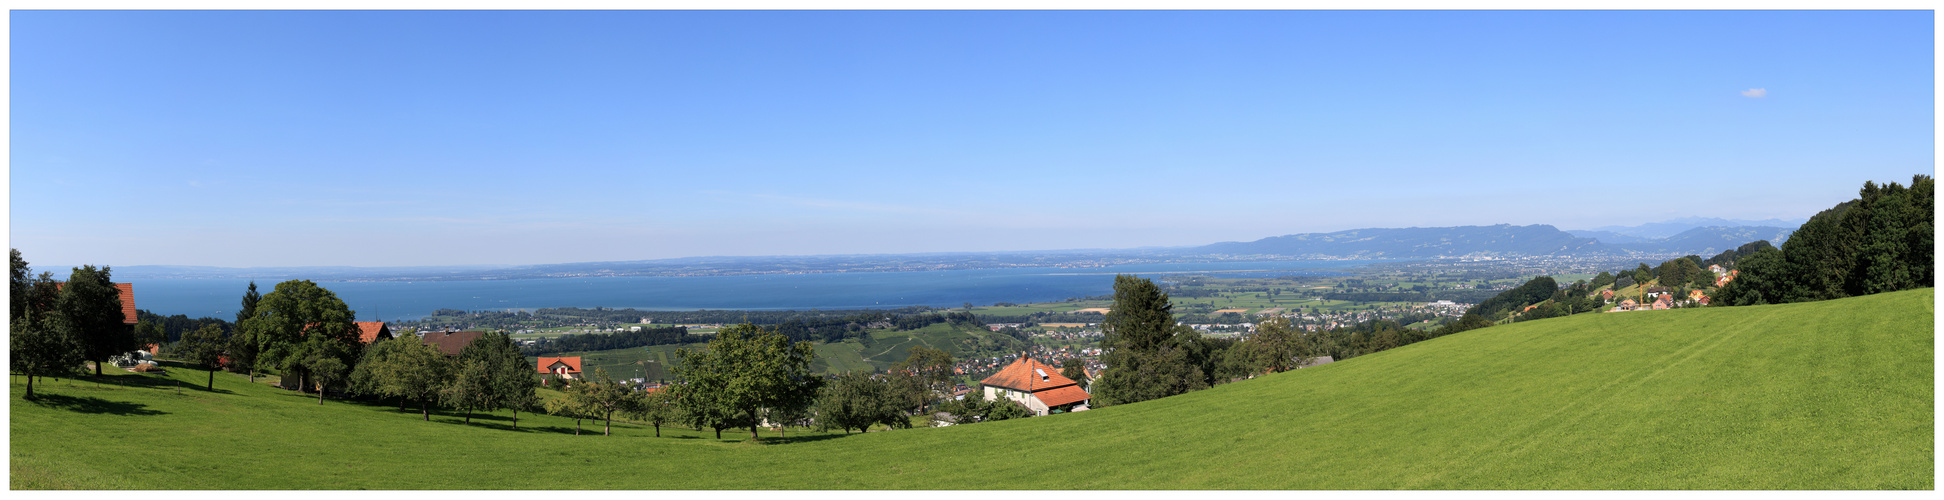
[1582,217,1807,239]
[1606,226,1797,254]
[1195,224,1606,258]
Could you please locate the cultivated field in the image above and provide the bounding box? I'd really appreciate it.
[13,288,1932,489]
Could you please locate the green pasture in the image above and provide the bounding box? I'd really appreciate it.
[14,288,1931,489]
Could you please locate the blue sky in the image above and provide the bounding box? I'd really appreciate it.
[10,11,1933,267]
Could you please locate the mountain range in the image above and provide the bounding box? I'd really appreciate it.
[1194,224,1795,259]
[99,218,1804,280]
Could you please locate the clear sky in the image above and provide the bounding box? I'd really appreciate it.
[9,10,1934,268]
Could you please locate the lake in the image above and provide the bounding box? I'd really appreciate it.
[122,260,1388,321]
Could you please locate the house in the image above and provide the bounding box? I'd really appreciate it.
[537,356,583,380]
[420,330,485,357]
[1615,298,1638,311]
[1688,290,1707,302]
[354,321,394,345]
[1709,264,1726,275]
[1644,287,1670,299]
[1600,290,1615,300]
[980,355,1090,416]
[1651,295,1675,310]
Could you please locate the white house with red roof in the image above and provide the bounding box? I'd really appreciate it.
[980,355,1089,416]
[538,356,583,380]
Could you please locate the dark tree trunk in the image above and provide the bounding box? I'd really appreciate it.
[714,427,722,439]
[24,371,33,398]
[604,410,612,436]
[653,423,661,437]
[207,369,215,390]
[422,400,430,421]
[464,408,472,424]
[400,396,408,411]
[575,418,582,435]
[95,361,102,377]
[512,409,519,430]
[317,386,326,405]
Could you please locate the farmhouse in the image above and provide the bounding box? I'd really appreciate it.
[420,330,485,357]
[981,356,1089,416]
[537,356,583,379]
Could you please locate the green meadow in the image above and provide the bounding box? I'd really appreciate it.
[12,288,1931,489]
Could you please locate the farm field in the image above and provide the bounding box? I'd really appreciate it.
[13,288,1931,489]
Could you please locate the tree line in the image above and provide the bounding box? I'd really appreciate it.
[521,326,701,356]
[1715,175,1934,306]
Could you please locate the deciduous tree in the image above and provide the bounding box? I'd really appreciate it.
[672,323,822,440]
[59,265,132,377]
[11,308,81,399]
[814,372,907,434]
[181,323,230,390]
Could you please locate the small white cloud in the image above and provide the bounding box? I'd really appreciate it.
[1741,88,1768,98]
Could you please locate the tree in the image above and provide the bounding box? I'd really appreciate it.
[244,280,358,392]
[11,308,82,399]
[59,265,132,377]
[351,336,451,420]
[1094,275,1206,406]
[11,249,30,320]
[468,331,540,430]
[442,359,496,423]
[544,374,599,435]
[1246,316,1312,373]
[181,322,230,390]
[1060,358,1087,384]
[133,320,166,353]
[889,346,953,415]
[581,368,637,436]
[442,332,529,426]
[305,345,350,405]
[632,389,681,437]
[672,323,822,440]
[815,372,907,434]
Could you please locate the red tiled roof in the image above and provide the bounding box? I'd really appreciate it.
[116,283,136,324]
[353,321,391,344]
[1035,384,1091,407]
[538,356,583,374]
[421,330,485,357]
[980,356,1080,392]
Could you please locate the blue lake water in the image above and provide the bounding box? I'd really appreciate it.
[123,260,1389,321]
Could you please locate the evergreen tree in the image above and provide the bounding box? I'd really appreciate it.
[11,249,29,320]
[1094,275,1206,407]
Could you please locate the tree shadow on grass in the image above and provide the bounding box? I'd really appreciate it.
[98,373,235,395]
[748,433,850,445]
[26,393,167,416]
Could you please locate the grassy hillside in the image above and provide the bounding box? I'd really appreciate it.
[13,289,1931,489]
